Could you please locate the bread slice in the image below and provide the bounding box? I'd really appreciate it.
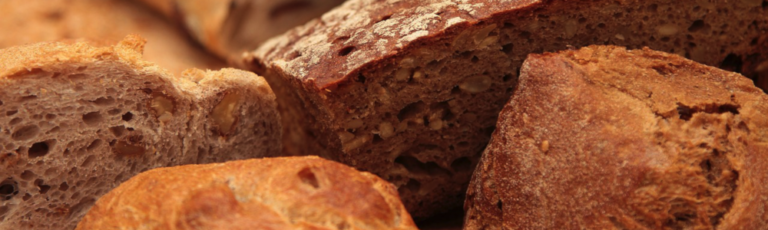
[135,0,347,59]
[76,156,417,230]
[465,46,768,229]
[244,0,768,218]
[0,36,281,230]
[0,0,224,76]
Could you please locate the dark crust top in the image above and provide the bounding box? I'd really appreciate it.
[247,0,542,89]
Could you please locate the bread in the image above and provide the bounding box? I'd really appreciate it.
[244,0,768,218]
[464,46,768,229]
[0,36,281,230]
[136,0,347,59]
[0,0,224,76]
[76,156,417,230]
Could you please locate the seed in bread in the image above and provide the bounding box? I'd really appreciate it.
[245,0,768,218]
[76,156,418,230]
[464,46,768,229]
[0,36,281,230]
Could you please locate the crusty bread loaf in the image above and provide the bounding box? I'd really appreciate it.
[0,0,224,76]
[244,0,768,218]
[135,0,347,59]
[464,46,768,229]
[0,36,281,230]
[76,156,418,230]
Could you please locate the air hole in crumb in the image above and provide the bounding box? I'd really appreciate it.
[12,125,39,141]
[688,20,709,32]
[338,46,356,57]
[376,14,393,23]
[502,43,514,53]
[44,114,56,120]
[20,170,36,181]
[0,100,3,106]
[6,110,17,116]
[109,126,126,137]
[496,200,503,210]
[91,97,115,106]
[397,101,426,121]
[81,155,95,167]
[19,95,38,101]
[0,179,18,200]
[333,36,351,44]
[107,109,122,115]
[122,112,133,121]
[28,142,50,158]
[35,179,50,194]
[677,105,694,121]
[398,179,421,194]
[9,117,22,125]
[67,198,95,218]
[141,88,153,94]
[450,157,472,172]
[298,167,320,189]
[82,112,103,125]
[86,139,102,151]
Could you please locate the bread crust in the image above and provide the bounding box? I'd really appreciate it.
[464,46,768,229]
[76,156,418,230]
[245,0,768,218]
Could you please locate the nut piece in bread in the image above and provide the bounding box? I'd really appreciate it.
[135,0,347,59]
[0,0,224,76]
[245,0,768,218]
[0,36,281,230]
[76,156,418,230]
[464,46,768,229]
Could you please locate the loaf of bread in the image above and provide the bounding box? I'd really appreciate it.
[136,0,347,59]
[244,0,768,218]
[76,156,417,230]
[464,46,768,229]
[0,0,224,76]
[0,36,281,230]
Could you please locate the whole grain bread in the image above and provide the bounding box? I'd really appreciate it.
[244,0,768,218]
[464,46,768,229]
[136,0,347,59]
[0,0,224,76]
[76,156,418,230]
[0,36,281,230]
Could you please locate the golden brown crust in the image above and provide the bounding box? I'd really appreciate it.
[465,46,768,229]
[76,156,418,230]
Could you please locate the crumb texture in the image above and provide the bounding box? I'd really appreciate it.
[76,156,418,230]
[464,46,768,229]
[0,38,281,230]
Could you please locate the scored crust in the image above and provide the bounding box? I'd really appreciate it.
[245,0,768,218]
[464,46,768,229]
[76,156,418,230]
[0,36,281,230]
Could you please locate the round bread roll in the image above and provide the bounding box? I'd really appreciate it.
[76,156,418,230]
[464,46,768,229]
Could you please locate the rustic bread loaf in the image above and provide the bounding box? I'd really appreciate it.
[245,0,768,218]
[0,36,281,230]
[136,0,347,59]
[0,0,224,76]
[464,46,768,229]
[76,156,418,230]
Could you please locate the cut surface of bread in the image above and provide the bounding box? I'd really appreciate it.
[0,36,281,230]
[136,0,347,59]
[0,0,224,76]
[76,156,418,230]
[245,0,768,218]
[464,46,768,229]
